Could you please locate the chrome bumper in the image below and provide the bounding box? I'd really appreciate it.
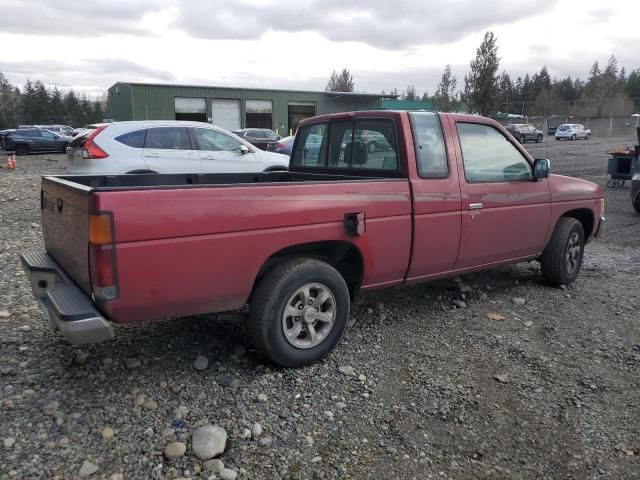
[20,251,114,345]
[594,216,606,239]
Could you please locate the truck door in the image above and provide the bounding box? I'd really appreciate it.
[452,119,551,269]
[405,112,463,281]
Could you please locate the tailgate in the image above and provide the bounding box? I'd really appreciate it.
[41,179,91,295]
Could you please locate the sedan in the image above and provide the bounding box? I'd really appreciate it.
[266,136,295,156]
[233,128,281,150]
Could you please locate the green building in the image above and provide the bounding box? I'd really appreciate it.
[107,82,400,136]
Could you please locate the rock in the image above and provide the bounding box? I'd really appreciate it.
[219,468,238,480]
[459,284,472,293]
[193,355,209,371]
[251,422,262,438]
[17,325,31,332]
[258,436,272,447]
[192,425,227,460]
[493,373,510,384]
[110,475,124,480]
[511,298,526,306]
[0,311,10,318]
[204,459,224,474]
[74,351,90,364]
[453,300,466,308]
[142,399,158,410]
[217,374,240,389]
[257,393,267,403]
[338,365,355,376]
[324,410,334,420]
[358,374,366,382]
[79,460,99,477]
[100,427,114,440]
[311,456,322,463]
[239,428,251,439]
[124,358,141,369]
[487,313,506,321]
[164,441,187,460]
[42,401,59,416]
[524,320,534,328]
[133,394,145,407]
[4,437,16,448]
[335,402,347,410]
[305,435,314,445]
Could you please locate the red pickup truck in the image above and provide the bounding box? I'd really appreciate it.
[22,111,605,367]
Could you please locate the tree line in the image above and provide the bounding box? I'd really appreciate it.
[326,32,640,118]
[0,72,106,129]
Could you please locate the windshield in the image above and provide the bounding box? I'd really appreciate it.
[558,125,571,131]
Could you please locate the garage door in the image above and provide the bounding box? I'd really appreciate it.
[212,99,241,131]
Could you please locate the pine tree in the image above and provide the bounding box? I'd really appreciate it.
[464,32,501,116]
[21,80,37,124]
[325,68,354,92]
[433,65,457,112]
[63,90,82,126]
[403,85,417,100]
[49,87,65,123]
[92,100,104,123]
[33,81,50,124]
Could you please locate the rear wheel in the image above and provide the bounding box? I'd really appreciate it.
[15,144,29,155]
[536,134,543,143]
[367,141,377,153]
[519,134,525,144]
[585,133,590,140]
[540,217,585,286]
[61,143,69,154]
[248,258,350,367]
[571,134,576,141]
[633,195,640,214]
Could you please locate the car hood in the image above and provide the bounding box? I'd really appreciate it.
[548,174,603,202]
[255,150,289,164]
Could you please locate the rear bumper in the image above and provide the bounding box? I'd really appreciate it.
[20,251,114,345]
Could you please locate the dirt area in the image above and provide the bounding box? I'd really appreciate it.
[0,135,638,480]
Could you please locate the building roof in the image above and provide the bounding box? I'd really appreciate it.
[109,82,398,99]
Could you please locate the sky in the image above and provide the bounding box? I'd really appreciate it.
[0,0,639,98]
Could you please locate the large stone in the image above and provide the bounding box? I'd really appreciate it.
[79,460,99,477]
[203,459,224,473]
[193,355,209,371]
[192,425,227,460]
[338,365,355,376]
[164,441,187,460]
[219,469,238,480]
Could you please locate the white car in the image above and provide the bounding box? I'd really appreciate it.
[66,121,289,174]
[555,124,591,141]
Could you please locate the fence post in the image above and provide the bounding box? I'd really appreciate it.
[609,112,613,136]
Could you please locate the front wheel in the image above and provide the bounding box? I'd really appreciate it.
[536,134,543,143]
[367,141,377,153]
[540,217,585,286]
[585,133,590,140]
[61,143,69,154]
[571,134,576,141]
[248,258,350,367]
[519,135,525,144]
[15,144,30,155]
[633,196,640,214]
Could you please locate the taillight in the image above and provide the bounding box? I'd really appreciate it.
[276,142,285,149]
[82,126,109,159]
[88,212,118,301]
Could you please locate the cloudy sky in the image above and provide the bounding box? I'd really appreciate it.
[0,0,638,97]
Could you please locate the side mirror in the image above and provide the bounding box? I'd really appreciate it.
[533,158,550,180]
[239,145,250,154]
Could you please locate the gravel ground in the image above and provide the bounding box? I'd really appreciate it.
[1,136,639,480]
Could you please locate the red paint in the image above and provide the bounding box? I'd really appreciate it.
[42,112,604,325]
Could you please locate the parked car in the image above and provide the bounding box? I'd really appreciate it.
[266,135,295,156]
[37,125,76,136]
[71,124,102,137]
[233,128,281,150]
[555,124,591,140]
[0,129,16,149]
[548,126,557,135]
[21,111,605,367]
[66,121,288,174]
[3,128,73,155]
[504,124,544,143]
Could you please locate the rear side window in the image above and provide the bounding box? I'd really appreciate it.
[116,129,146,148]
[291,119,398,171]
[144,127,192,150]
[409,112,448,178]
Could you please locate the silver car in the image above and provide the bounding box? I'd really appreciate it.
[555,124,591,140]
[66,121,289,175]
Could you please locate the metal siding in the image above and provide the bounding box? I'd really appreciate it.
[107,83,133,121]
[116,83,385,130]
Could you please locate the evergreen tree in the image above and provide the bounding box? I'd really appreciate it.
[33,81,50,124]
[403,85,417,100]
[0,71,20,129]
[93,100,104,123]
[21,80,37,124]
[420,90,430,102]
[627,68,640,109]
[63,90,82,126]
[325,68,355,92]
[464,32,501,116]
[49,87,65,123]
[433,65,458,112]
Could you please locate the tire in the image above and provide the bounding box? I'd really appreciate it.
[633,197,640,214]
[571,134,576,141]
[540,217,585,286]
[248,258,350,367]
[585,133,590,140]
[536,134,543,143]
[15,144,30,155]
[367,141,377,153]
[519,135,525,144]
[555,137,560,141]
[61,143,69,154]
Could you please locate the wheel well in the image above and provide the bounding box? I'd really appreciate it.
[125,170,157,174]
[263,166,288,172]
[250,241,364,302]
[562,209,594,240]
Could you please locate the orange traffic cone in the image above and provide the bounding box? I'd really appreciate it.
[7,154,16,170]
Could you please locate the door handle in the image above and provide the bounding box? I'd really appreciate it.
[469,203,483,210]
[144,154,159,158]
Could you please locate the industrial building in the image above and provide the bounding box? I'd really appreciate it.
[107,82,407,136]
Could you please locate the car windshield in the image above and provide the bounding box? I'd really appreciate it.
[558,125,571,131]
